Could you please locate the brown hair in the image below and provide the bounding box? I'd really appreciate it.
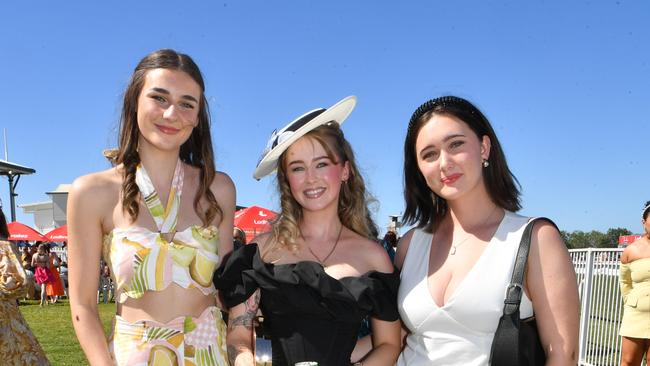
[115,49,221,227]
[233,227,247,244]
[266,123,377,255]
[403,96,521,232]
[383,231,397,247]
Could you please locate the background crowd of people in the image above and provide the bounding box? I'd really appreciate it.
[17,242,67,306]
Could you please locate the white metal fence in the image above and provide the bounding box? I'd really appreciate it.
[570,248,646,366]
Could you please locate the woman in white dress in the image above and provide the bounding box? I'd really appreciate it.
[395,96,579,365]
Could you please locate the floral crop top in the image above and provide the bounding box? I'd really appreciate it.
[102,160,220,303]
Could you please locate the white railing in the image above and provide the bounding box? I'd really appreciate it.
[569,248,646,366]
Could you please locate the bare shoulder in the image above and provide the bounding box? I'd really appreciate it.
[531,219,565,250]
[528,219,573,274]
[620,245,633,264]
[621,239,646,264]
[184,165,235,201]
[252,232,272,251]
[210,171,235,200]
[70,168,120,207]
[347,232,394,274]
[68,168,121,234]
[395,228,417,270]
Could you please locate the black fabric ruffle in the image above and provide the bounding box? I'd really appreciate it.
[215,243,400,365]
[214,243,399,321]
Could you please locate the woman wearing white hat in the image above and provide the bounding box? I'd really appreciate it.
[217,96,401,365]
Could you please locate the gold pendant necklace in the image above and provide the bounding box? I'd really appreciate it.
[307,225,343,265]
[449,205,498,255]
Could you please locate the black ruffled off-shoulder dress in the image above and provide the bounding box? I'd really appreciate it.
[215,243,400,366]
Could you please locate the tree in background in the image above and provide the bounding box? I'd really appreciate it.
[561,227,632,249]
[602,228,632,248]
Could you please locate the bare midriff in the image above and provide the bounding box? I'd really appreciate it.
[117,283,217,323]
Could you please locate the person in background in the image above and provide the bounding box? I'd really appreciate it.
[355,230,398,341]
[59,261,68,298]
[21,246,36,300]
[0,204,50,365]
[98,262,112,304]
[380,231,397,263]
[395,96,579,365]
[233,227,247,251]
[31,243,52,307]
[21,247,33,272]
[219,96,401,365]
[68,49,235,365]
[45,247,65,303]
[619,200,650,366]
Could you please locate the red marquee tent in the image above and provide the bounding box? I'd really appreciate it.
[44,225,68,242]
[234,206,277,243]
[7,221,48,242]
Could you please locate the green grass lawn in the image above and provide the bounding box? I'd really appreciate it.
[19,299,114,366]
[19,300,271,365]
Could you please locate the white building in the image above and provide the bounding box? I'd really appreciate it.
[20,184,70,233]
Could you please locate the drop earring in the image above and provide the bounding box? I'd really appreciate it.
[482,159,489,168]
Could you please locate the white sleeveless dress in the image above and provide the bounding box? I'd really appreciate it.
[397,211,534,366]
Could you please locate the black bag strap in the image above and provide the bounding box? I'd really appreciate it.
[490,217,558,365]
[503,217,558,315]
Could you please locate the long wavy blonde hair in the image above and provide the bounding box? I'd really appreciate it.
[263,123,377,257]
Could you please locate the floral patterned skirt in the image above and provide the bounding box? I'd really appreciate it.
[0,300,50,365]
[109,306,228,365]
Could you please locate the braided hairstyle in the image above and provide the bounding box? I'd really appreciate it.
[115,49,222,227]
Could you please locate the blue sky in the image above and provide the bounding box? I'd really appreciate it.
[0,1,648,235]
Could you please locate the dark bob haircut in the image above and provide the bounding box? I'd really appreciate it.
[402,96,521,232]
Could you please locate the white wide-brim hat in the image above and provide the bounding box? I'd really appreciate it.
[253,96,357,180]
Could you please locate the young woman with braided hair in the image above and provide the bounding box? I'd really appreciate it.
[68,49,235,365]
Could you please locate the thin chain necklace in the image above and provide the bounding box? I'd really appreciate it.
[306,224,344,265]
[449,205,498,255]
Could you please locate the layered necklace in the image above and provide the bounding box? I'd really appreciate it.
[306,224,344,265]
[449,205,499,255]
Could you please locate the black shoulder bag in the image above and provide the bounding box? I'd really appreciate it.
[489,217,557,366]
